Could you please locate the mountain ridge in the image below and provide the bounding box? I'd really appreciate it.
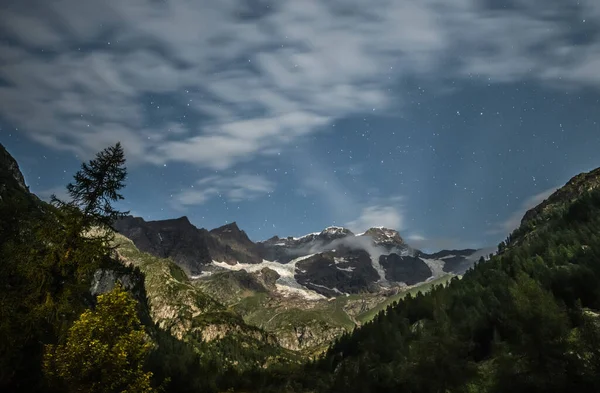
[114,215,478,297]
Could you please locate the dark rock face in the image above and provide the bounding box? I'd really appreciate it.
[113,216,213,275]
[295,250,380,297]
[113,217,265,275]
[379,254,432,285]
[209,222,262,265]
[0,144,28,194]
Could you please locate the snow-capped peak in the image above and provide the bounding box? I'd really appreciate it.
[360,227,405,246]
[321,226,351,234]
[292,231,321,241]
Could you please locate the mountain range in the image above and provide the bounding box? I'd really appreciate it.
[113,217,480,299]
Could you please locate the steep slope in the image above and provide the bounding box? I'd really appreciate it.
[112,233,276,345]
[0,144,29,197]
[113,215,213,275]
[208,222,262,265]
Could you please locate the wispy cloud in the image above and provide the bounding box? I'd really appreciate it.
[407,234,426,242]
[171,173,275,209]
[346,197,405,233]
[489,186,558,235]
[1,0,599,169]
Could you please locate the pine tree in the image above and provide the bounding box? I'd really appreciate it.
[52,142,128,231]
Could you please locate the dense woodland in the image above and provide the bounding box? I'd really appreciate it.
[2,142,600,392]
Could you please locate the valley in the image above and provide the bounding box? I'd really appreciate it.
[4,141,600,393]
[113,215,480,351]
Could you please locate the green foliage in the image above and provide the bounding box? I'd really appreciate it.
[0,143,141,392]
[55,142,128,230]
[43,285,156,393]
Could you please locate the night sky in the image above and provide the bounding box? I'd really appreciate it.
[1,0,599,250]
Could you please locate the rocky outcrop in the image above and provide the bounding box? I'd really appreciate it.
[113,217,265,275]
[208,222,262,265]
[90,269,137,296]
[0,143,28,194]
[295,249,380,297]
[200,323,276,345]
[360,227,405,249]
[113,216,213,275]
[522,167,600,226]
[379,254,432,285]
[276,324,347,352]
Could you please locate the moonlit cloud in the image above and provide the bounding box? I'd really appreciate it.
[1,0,599,170]
[171,173,275,209]
[347,203,405,233]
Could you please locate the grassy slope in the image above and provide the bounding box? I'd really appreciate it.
[198,266,456,356]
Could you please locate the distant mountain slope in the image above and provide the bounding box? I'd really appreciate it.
[113,216,264,275]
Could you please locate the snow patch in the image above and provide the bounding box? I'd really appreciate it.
[190,271,213,279]
[420,258,445,278]
[292,232,320,241]
[370,254,387,282]
[307,282,346,295]
[337,266,355,272]
[212,256,325,300]
[333,257,355,272]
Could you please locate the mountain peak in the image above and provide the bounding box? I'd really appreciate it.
[318,226,354,240]
[0,143,28,193]
[360,227,404,246]
[211,221,241,234]
[176,215,191,224]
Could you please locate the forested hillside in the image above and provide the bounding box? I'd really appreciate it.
[271,173,600,392]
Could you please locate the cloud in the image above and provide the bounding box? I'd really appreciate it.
[489,186,558,235]
[407,234,426,242]
[1,0,599,169]
[171,173,275,209]
[346,202,405,233]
